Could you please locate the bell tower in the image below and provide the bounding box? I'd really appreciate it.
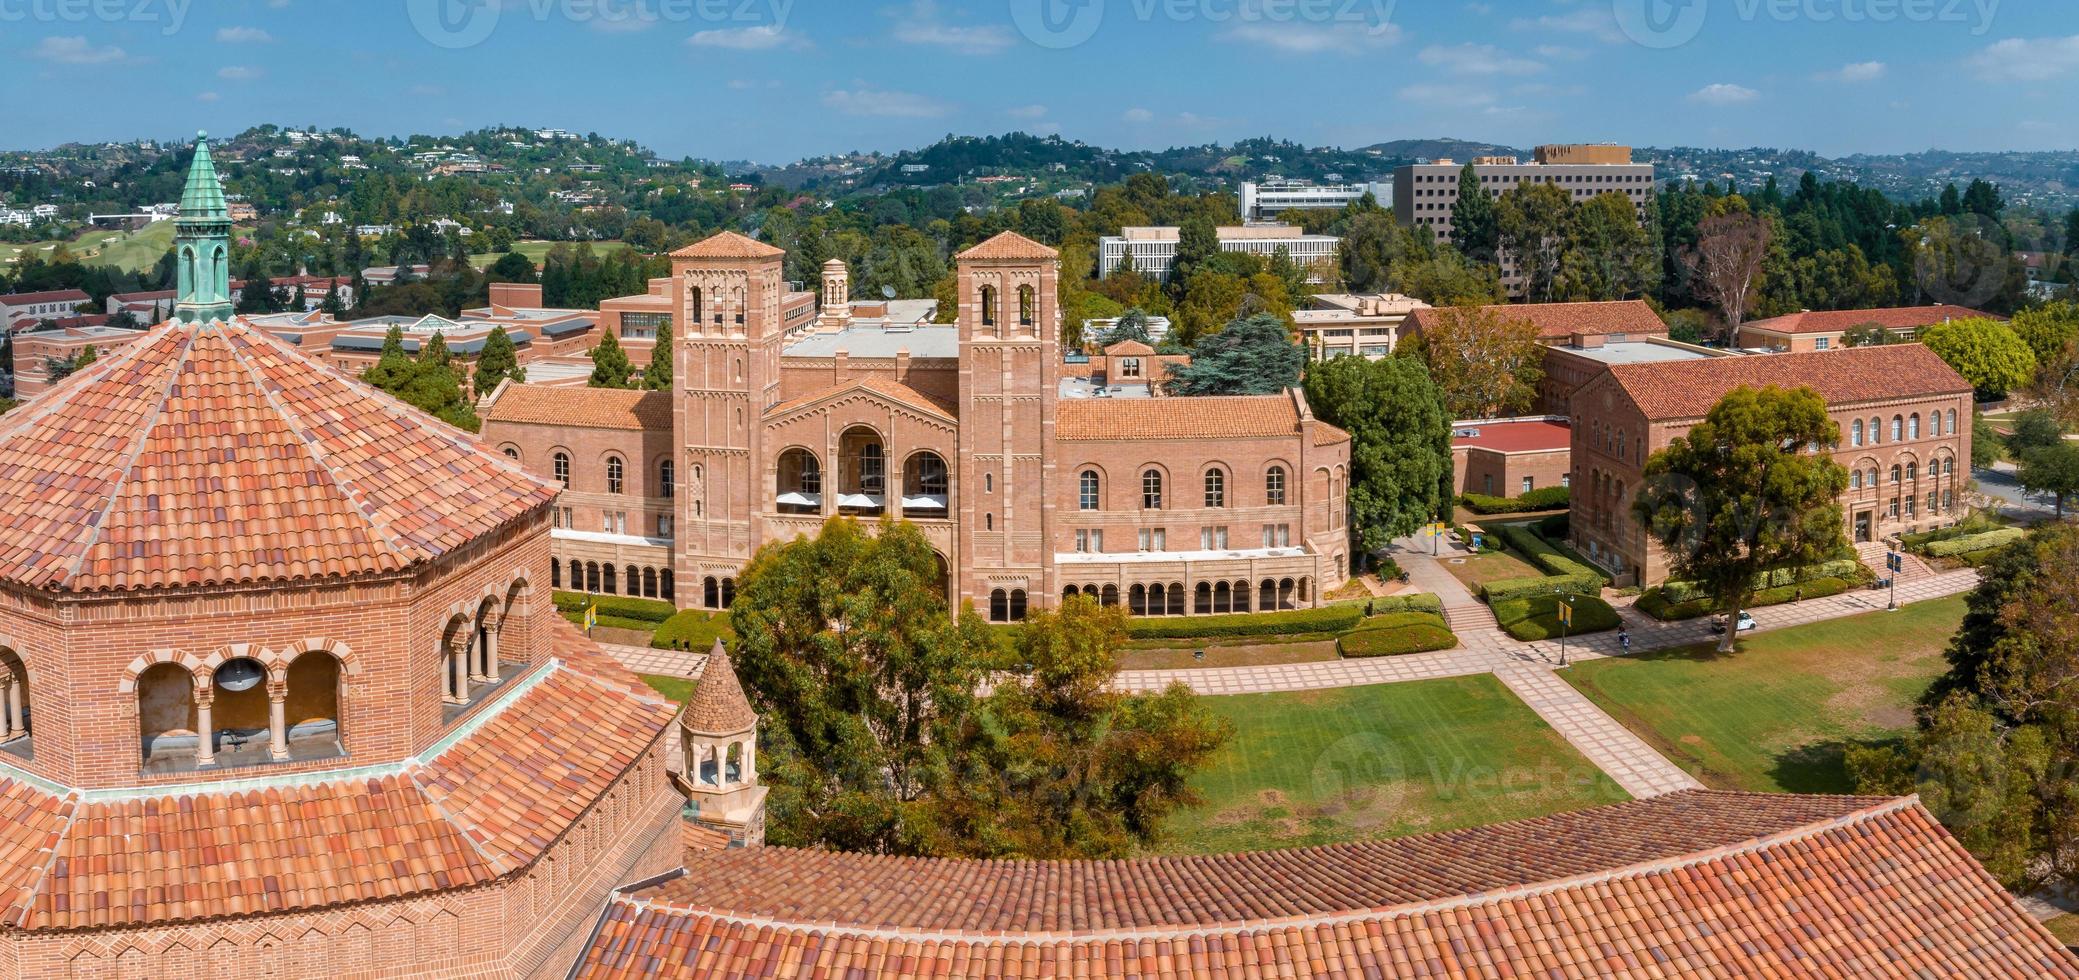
[954,232,1061,607]
[673,640,766,849]
[173,131,235,324]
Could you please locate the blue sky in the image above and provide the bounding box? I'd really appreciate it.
[5,0,2075,162]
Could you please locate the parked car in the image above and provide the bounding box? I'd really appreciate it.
[1709,611,1758,635]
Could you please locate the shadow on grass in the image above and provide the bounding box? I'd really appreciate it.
[1768,734,1904,795]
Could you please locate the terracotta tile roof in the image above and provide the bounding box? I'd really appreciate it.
[1603,344,1972,421]
[1058,395,1305,441]
[1309,419,1351,447]
[670,230,784,260]
[574,791,2079,978]
[1102,340,1155,356]
[0,318,557,593]
[484,384,672,432]
[0,289,92,307]
[682,641,756,736]
[765,376,955,421]
[956,231,1058,261]
[1408,300,1667,341]
[0,623,677,932]
[1742,304,1997,335]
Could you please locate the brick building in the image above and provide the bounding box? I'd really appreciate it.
[1403,300,1714,416]
[0,135,683,977]
[482,230,1354,620]
[1735,304,1997,353]
[1568,344,1974,585]
[0,288,91,332]
[1452,417,1573,498]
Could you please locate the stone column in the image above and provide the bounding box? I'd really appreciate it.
[267,678,290,762]
[484,616,501,680]
[443,637,467,705]
[889,462,904,520]
[7,678,21,738]
[0,677,14,740]
[468,620,489,683]
[742,735,756,784]
[194,687,216,767]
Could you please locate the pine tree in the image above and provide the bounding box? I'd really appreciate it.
[403,332,480,432]
[1170,214,1219,295]
[362,325,415,392]
[1449,161,1499,264]
[474,325,520,397]
[641,325,673,391]
[588,330,634,389]
[321,283,345,316]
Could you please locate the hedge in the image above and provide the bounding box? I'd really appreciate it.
[1926,528,2026,558]
[1901,513,2006,551]
[554,591,677,624]
[1637,576,1854,621]
[1479,523,1606,602]
[1338,614,1458,658]
[1124,605,1365,639]
[652,611,735,651]
[1492,594,1621,641]
[1658,559,1863,605]
[1461,485,1571,515]
[1367,593,1444,617]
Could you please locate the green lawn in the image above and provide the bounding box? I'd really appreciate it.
[1117,641,1339,671]
[1439,548,1543,594]
[639,673,695,703]
[1564,596,1966,794]
[470,239,638,268]
[1158,675,1628,855]
[0,220,175,273]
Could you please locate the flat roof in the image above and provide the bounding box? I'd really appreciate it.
[1559,341,1716,366]
[784,325,959,359]
[1059,377,1153,399]
[1454,419,1571,453]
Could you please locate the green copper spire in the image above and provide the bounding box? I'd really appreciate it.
[173,131,234,324]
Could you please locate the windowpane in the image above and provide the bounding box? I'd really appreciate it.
[1204,469,1225,508]
[1142,470,1163,510]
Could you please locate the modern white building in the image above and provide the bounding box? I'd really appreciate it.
[1241,179,1391,222]
[1291,293,1432,360]
[1097,224,1340,282]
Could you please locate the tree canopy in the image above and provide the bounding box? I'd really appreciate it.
[1303,354,1454,551]
[1633,385,1849,652]
[1407,306,1545,419]
[587,330,636,389]
[1164,312,1306,396]
[1921,317,2037,400]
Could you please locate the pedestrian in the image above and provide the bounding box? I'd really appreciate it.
[1618,628,1631,654]
[1794,586,1802,605]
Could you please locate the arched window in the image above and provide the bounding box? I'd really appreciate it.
[1852,470,1864,490]
[1892,416,1904,442]
[0,647,29,750]
[1908,415,1921,440]
[1907,463,1919,482]
[1891,464,1903,484]
[1142,470,1163,510]
[980,285,998,327]
[1017,285,1036,327]
[1852,420,1864,447]
[1079,470,1100,510]
[1203,468,1226,508]
[1009,589,1028,621]
[604,565,617,594]
[503,446,520,461]
[1945,458,1956,476]
[1266,466,1287,505]
[1870,417,1883,444]
[552,452,570,488]
[904,452,950,517]
[1946,409,1957,435]
[606,456,625,495]
[660,460,675,498]
[689,286,704,327]
[777,447,823,515]
[991,589,1010,622]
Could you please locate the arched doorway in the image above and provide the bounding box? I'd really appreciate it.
[903,451,950,518]
[284,652,343,759]
[138,663,195,769]
[776,448,823,515]
[837,426,886,516]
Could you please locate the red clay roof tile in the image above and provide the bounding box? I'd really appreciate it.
[1602,344,1972,420]
[1058,395,1308,441]
[1408,301,1667,342]
[485,384,673,432]
[1742,304,1997,335]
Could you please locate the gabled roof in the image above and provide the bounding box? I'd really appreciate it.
[765,376,955,422]
[957,231,1058,261]
[0,289,92,307]
[485,384,672,432]
[1102,339,1154,356]
[573,791,2079,978]
[1058,394,1309,441]
[1740,304,1998,335]
[669,230,784,260]
[1408,300,1667,341]
[1600,344,1972,421]
[683,641,756,736]
[0,317,557,593]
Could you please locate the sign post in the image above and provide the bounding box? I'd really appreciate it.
[582,602,598,637]
[1556,593,1574,667]
[1886,552,1902,612]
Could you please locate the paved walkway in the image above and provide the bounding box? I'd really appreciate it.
[598,641,709,679]
[1494,666,1705,798]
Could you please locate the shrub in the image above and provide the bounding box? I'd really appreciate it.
[1531,513,1569,540]
[1368,593,1444,616]
[1637,576,1854,621]
[1480,523,1606,602]
[1659,559,1863,605]
[1338,616,1458,657]
[1901,512,2005,552]
[1482,572,1604,604]
[652,610,735,650]
[1926,527,2026,558]
[1123,605,1364,639]
[1455,526,1504,553]
[1492,594,1620,641]
[1373,555,1404,581]
[1361,611,1450,631]
[1460,486,1571,515]
[554,590,676,624]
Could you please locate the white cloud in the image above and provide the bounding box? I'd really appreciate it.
[32,36,126,65]
[1510,6,1623,43]
[1818,60,1886,82]
[1122,107,1155,123]
[1396,84,1497,109]
[1689,83,1759,105]
[887,0,1013,54]
[1006,104,1049,119]
[688,25,807,50]
[1418,43,1544,76]
[218,65,263,81]
[1220,19,1401,55]
[215,26,273,43]
[196,91,221,102]
[821,87,949,118]
[1965,35,2079,81]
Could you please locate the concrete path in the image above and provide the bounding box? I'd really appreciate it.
[598,641,709,679]
[1495,666,1705,798]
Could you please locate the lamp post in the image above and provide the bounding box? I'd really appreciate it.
[1555,591,1575,667]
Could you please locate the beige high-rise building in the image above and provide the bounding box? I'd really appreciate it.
[1393,145,1655,296]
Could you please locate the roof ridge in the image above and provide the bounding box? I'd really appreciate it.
[216,324,427,565]
[405,762,511,876]
[53,329,197,590]
[635,796,1924,944]
[6,791,81,930]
